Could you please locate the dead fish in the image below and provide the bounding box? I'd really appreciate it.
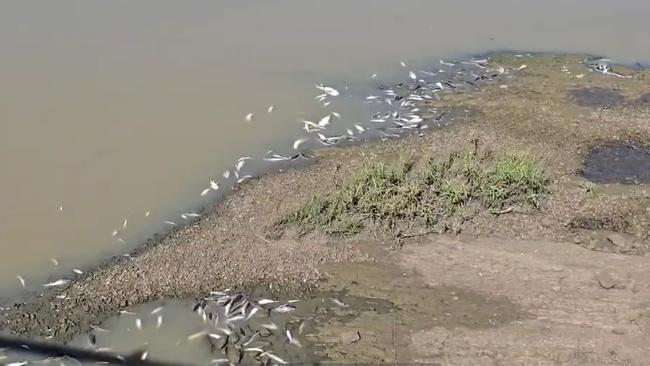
[201,188,211,196]
[409,71,417,80]
[135,318,142,331]
[16,275,25,288]
[43,279,69,288]
[235,157,251,170]
[260,322,278,331]
[140,351,149,361]
[145,211,150,217]
[516,64,527,71]
[90,324,109,332]
[164,221,176,226]
[73,269,83,275]
[440,59,455,67]
[208,333,221,340]
[245,113,253,122]
[122,219,128,230]
[292,137,309,150]
[261,351,288,364]
[244,347,264,353]
[218,327,233,336]
[272,304,295,313]
[210,358,230,365]
[222,170,231,179]
[246,306,259,320]
[315,84,339,97]
[315,93,327,102]
[257,299,275,305]
[400,61,406,68]
[226,315,245,323]
[285,329,295,344]
[317,114,331,127]
[156,315,163,329]
[50,258,59,266]
[237,175,252,184]
[330,298,348,307]
[267,105,274,113]
[119,310,136,315]
[187,330,207,341]
[210,180,220,190]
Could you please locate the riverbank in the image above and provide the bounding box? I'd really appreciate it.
[2,53,650,364]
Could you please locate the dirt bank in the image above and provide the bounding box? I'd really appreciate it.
[2,53,650,364]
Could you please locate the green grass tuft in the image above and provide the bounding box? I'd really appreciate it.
[279,148,549,238]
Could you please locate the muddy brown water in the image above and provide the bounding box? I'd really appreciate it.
[2,0,650,301]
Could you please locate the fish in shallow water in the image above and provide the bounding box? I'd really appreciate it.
[43,279,69,287]
[315,84,339,97]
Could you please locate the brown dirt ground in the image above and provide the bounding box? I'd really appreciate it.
[2,53,650,364]
[313,235,650,365]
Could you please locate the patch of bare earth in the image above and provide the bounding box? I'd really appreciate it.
[404,236,650,365]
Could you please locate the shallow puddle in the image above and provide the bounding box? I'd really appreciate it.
[581,142,650,184]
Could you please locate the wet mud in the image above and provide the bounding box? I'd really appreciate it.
[307,260,528,363]
[637,92,650,106]
[581,142,650,184]
[568,87,626,107]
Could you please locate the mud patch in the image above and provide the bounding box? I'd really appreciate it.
[568,87,625,107]
[569,216,630,232]
[637,92,650,106]
[307,261,528,362]
[581,142,650,184]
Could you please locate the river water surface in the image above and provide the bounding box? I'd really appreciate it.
[1,0,650,295]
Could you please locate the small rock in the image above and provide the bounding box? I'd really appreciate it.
[552,286,561,292]
[572,236,583,244]
[340,330,361,345]
[612,327,626,335]
[596,272,619,290]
